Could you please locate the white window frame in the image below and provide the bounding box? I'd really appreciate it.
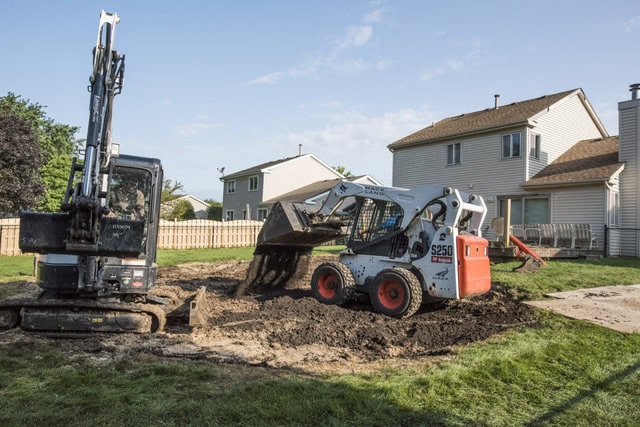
[226,180,236,194]
[498,195,550,224]
[248,175,259,192]
[502,132,521,158]
[609,191,620,226]
[225,210,234,221]
[257,208,268,221]
[529,134,541,159]
[446,142,461,165]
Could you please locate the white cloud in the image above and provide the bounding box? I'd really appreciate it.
[264,105,439,185]
[623,16,640,33]
[248,4,387,85]
[175,117,224,137]
[420,46,485,82]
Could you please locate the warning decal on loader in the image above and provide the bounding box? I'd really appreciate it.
[431,255,453,264]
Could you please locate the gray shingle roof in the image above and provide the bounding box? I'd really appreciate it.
[221,155,301,180]
[523,136,623,188]
[388,89,578,150]
[263,176,366,204]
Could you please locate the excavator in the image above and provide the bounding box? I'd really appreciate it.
[247,181,491,318]
[0,11,205,334]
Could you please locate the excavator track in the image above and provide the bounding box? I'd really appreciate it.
[0,297,167,335]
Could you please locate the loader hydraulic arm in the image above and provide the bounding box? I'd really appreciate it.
[62,11,125,249]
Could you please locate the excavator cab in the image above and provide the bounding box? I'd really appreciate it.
[22,155,163,297]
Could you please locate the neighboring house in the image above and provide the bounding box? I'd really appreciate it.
[220,154,343,221]
[263,175,383,207]
[388,86,640,256]
[162,194,210,219]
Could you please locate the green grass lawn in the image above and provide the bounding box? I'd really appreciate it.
[1,251,639,425]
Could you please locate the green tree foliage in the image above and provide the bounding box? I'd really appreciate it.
[162,179,184,203]
[206,200,222,220]
[169,199,196,220]
[0,111,44,212]
[0,93,78,212]
[334,165,353,178]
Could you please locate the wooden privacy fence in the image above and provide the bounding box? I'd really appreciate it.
[0,218,21,256]
[157,219,264,249]
[0,218,265,255]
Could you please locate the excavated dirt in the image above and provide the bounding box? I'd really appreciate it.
[0,256,536,373]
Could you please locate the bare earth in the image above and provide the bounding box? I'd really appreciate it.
[0,256,536,373]
[525,284,640,333]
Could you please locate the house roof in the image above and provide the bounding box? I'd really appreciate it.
[522,136,623,188]
[221,153,342,181]
[221,155,301,180]
[388,89,586,150]
[263,176,370,204]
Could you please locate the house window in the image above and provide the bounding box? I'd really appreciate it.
[529,134,541,159]
[498,196,549,224]
[248,175,259,192]
[502,132,521,158]
[447,143,461,165]
[225,210,234,221]
[609,192,620,226]
[226,180,236,194]
[257,208,268,221]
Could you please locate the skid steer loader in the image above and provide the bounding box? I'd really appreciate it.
[247,181,491,318]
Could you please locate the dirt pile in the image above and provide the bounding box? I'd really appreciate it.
[0,257,537,372]
[233,248,312,297]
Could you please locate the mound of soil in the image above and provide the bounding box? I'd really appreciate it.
[0,257,536,373]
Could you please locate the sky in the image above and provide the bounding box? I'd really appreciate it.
[2,1,640,201]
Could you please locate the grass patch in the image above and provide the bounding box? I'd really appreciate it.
[0,255,34,283]
[491,257,640,299]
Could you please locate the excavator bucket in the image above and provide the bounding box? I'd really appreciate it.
[236,201,345,296]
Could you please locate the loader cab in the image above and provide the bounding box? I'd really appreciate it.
[348,197,408,258]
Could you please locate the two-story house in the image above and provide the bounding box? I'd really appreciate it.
[388,86,640,256]
[220,154,343,221]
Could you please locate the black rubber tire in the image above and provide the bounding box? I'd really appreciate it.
[370,269,422,318]
[311,262,356,306]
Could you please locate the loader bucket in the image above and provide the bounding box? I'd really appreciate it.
[235,201,345,297]
[256,201,344,249]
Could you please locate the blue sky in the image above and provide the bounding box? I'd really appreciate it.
[2,1,639,201]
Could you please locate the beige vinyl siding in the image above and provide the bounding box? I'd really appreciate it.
[618,99,640,255]
[393,127,527,231]
[262,157,340,201]
[549,185,607,246]
[527,94,604,178]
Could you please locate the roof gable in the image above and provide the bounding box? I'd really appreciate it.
[388,89,580,150]
[221,154,343,181]
[523,136,623,188]
[263,175,381,204]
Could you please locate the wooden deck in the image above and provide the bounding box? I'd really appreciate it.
[489,242,603,260]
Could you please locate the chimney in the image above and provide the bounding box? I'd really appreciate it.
[298,144,302,156]
[494,94,500,109]
[618,83,640,255]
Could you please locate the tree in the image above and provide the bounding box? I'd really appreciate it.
[168,199,196,220]
[206,200,223,220]
[0,111,44,212]
[334,165,354,178]
[0,93,78,212]
[161,179,184,203]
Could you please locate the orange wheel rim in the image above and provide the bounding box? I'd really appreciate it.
[318,273,338,299]
[377,279,404,309]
